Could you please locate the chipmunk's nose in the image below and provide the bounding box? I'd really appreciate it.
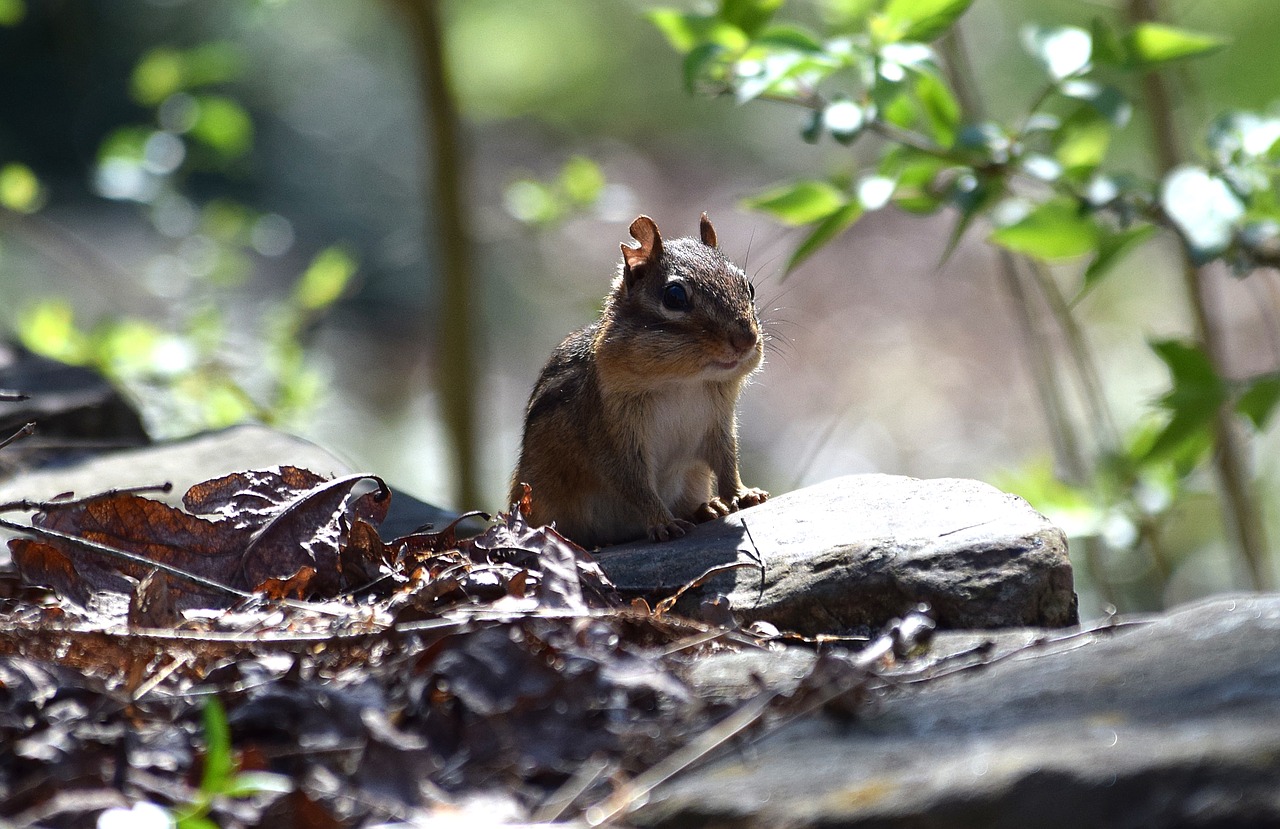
[729,326,758,353]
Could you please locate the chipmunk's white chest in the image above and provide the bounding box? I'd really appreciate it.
[641,386,717,501]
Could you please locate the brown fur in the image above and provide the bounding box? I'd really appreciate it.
[509,214,769,548]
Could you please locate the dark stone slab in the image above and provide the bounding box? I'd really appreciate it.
[641,594,1280,828]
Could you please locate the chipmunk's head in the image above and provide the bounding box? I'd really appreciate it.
[602,214,762,384]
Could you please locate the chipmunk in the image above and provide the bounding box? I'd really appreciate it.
[510,213,769,548]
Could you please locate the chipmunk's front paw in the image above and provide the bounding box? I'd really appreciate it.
[693,498,732,523]
[731,488,770,511]
[649,518,696,542]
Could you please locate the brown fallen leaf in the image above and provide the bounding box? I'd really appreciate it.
[9,467,391,611]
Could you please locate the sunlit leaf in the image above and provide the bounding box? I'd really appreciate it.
[1054,109,1112,173]
[294,246,356,311]
[558,156,605,205]
[17,300,88,364]
[181,42,242,89]
[505,180,559,224]
[989,198,1099,260]
[719,0,784,38]
[878,0,974,43]
[786,202,863,272]
[1123,23,1227,67]
[1238,375,1280,430]
[0,0,24,26]
[1022,25,1092,80]
[1160,165,1244,262]
[0,163,43,213]
[649,9,746,53]
[743,179,848,225]
[189,95,253,160]
[132,47,184,105]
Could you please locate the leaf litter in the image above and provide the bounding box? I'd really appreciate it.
[0,465,942,828]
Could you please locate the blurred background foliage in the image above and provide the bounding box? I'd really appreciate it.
[1,0,1279,619]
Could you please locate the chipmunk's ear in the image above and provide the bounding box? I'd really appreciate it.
[699,212,717,248]
[622,215,662,284]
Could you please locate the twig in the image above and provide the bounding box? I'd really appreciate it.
[534,754,612,823]
[654,560,757,616]
[0,482,174,514]
[0,421,35,451]
[586,687,783,826]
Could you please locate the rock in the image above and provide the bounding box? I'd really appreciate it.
[640,594,1280,828]
[0,423,459,545]
[0,344,148,470]
[595,474,1076,635]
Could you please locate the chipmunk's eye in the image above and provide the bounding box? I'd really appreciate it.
[662,281,691,311]
[747,281,756,300]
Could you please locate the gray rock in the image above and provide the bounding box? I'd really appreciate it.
[642,594,1280,828]
[595,474,1076,634]
[0,344,148,470]
[0,424,459,544]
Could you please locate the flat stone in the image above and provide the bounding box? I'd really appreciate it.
[0,424,459,545]
[643,594,1280,828]
[595,474,1076,634]
[0,344,148,470]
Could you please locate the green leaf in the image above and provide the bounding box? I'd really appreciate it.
[719,0,784,38]
[682,42,725,92]
[132,48,185,105]
[743,180,848,225]
[1054,109,1112,173]
[189,95,253,159]
[786,202,863,273]
[1088,17,1126,67]
[1080,224,1156,296]
[879,0,974,43]
[200,697,235,794]
[0,0,25,26]
[294,246,357,311]
[0,163,42,213]
[1151,339,1225,402]
[1143,339,1227,463]
[1238,375,1280,430]
[1022,25,1092,80]
[1123,23,1226,67]
[989,198,1099,260]
[558,156,604,205]
[648,10,746,53]
[754,24,825,53]
[882,148,948,213]
[914,71,959,146]
[17,300,89,364]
